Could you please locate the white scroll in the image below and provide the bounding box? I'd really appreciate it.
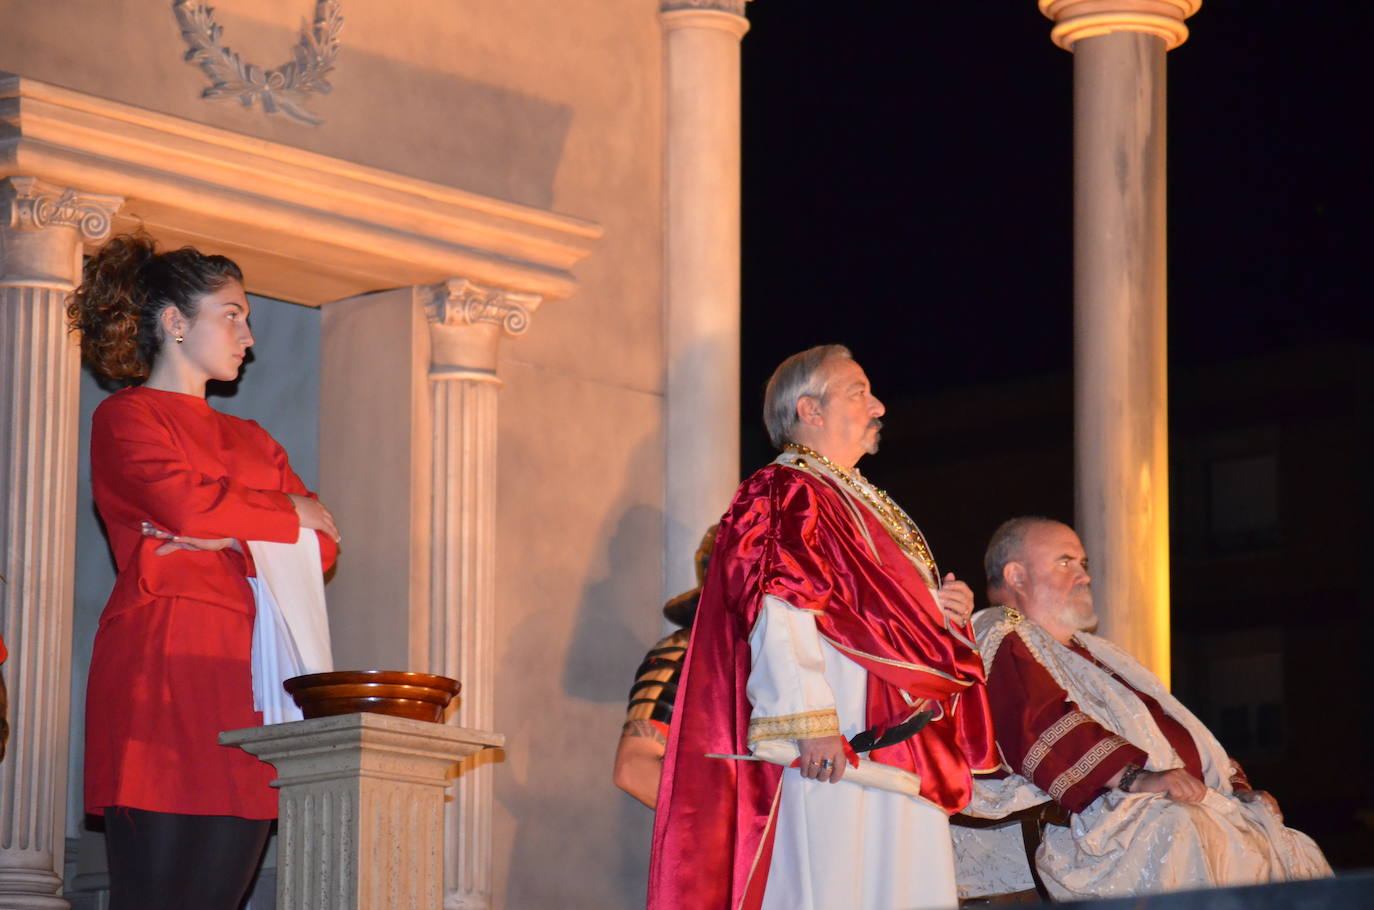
[708,739,924,798]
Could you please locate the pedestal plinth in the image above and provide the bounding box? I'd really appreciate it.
[221,713,504,910]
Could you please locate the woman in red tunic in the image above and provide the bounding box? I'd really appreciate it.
[68,235,340,909]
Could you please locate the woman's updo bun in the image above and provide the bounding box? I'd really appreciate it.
[66,234,244,384]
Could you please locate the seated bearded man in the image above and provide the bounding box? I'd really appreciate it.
[955,517,1331,900]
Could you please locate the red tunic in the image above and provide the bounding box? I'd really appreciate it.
[648,463,998,910]
[986,633,1211,813]
[84,386,338,819]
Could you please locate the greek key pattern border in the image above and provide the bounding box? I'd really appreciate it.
[1047,734,1131,802]
[1022,710,1093,778]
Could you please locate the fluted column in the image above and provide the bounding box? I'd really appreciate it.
[424,279,538,910]
[661,0,749,599]
[0,177,121,908]
[1039,1,1200,683]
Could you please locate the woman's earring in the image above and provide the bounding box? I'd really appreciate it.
[175,334,184,343]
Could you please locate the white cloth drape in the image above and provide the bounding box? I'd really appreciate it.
[749,595,955,910]
[954,610,1331,900]
[247,528,332,725]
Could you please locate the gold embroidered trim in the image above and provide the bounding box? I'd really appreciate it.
[1022,710,1094,778]
[945,619,977,651]
[748,709,840,744]
[780,446,938,585]
[1047,734,1131,802]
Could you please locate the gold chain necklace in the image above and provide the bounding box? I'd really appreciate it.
[783,443,939,581]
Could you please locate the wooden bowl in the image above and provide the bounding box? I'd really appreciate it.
[283,670,461,723]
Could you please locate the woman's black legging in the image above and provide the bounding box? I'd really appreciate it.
[103,807,271,910]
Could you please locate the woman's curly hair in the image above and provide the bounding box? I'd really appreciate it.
[66,234,243,384]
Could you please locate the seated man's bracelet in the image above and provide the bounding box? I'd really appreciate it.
[1117,763,1146,793]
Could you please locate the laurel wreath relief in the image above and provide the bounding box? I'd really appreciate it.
[173,0,343,126]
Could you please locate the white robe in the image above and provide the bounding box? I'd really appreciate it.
[748,595,956,910]
[954,609,1331,900]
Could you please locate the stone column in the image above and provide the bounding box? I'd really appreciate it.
[221,713,503,910]
[0,177,120,908]
[425,279,538,910]
[1039,1,1200,683]
[660,0,749,599]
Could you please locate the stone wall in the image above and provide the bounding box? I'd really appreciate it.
[5,1,669,906]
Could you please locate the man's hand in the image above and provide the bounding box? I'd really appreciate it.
[141,521,239,556]
[935,573,974,626]
[1130,768,1207,802]
[290,493,341,543]
[1237,788,1283,821]
[797,734,848,784]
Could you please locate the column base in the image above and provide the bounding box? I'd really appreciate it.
[0,869,71,910]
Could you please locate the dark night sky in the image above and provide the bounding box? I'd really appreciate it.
[738,0,1372,463]
[734,4,1374,862]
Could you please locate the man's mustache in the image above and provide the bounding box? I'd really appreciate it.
[869,418,883,431]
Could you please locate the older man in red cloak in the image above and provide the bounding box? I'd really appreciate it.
[647,345,1000,910]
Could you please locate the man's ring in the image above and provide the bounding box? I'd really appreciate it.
[820,759,834,771]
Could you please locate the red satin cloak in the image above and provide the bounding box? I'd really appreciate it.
[647,463,998,910]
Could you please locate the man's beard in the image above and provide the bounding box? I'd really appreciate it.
[863,418,883,455]
[1057,585,1097,631]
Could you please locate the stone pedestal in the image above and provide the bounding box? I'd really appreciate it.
[221,713,503,910]
[0,176,120,909]
[1038,0,1200,683]
[660,0,749,599]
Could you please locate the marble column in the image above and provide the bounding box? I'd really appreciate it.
[425,279,538,910]
[0,177,121,908]
[221,713,503,910]
[1038,1,1200,683]
[660,0,749,599]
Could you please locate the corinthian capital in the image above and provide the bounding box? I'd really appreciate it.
[1039,0,1201,51]
[0,177,123,242]
[424,279,543,381]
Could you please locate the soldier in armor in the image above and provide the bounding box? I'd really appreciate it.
[613,526,717,808]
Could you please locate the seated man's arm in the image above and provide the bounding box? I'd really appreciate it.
[1107,764,1206,802]
[987,633,1148,813]
[614,719,667,809]
[746,595,848,784]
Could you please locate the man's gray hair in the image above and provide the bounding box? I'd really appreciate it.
[984,515,1060,591]
[762,344,852,449]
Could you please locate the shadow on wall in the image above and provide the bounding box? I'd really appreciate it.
[330,48,574,209]
[2,6,576,208]
[494,428,665,909]
[212,40,576,210]
[562,502,665,704]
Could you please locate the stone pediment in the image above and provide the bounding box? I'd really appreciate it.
[0,74,602,305]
